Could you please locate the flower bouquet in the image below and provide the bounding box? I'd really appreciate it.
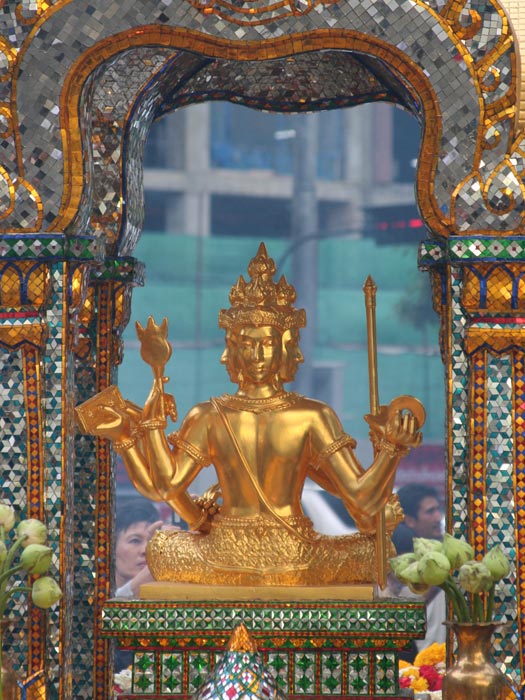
[399,642,445,696]
[390,533,510,622]
[0,503,62,700]
[391,533,513,700]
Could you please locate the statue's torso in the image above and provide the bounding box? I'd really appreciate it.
[178,392,344,519]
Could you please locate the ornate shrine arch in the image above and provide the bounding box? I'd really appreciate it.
[0,1,524,699]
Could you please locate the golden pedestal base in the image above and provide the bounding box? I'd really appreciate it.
[139,581,375,601]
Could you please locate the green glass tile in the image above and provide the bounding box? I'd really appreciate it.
[297,654,314,671]
[296,675,313,693]
[136,655,153,671]
[350,675,367,693]
[135,676,153,692]
[163,654,182,671]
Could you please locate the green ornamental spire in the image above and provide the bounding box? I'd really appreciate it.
[192,624,287,700]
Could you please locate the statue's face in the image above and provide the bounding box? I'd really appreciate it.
[235,325,282,385]
[220,331,238,382]
[280,329,304,382]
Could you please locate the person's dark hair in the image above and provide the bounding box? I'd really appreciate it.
[396,484,440,519]
[116,496,158,536]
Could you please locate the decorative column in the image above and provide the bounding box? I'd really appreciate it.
[73,256,144,700]
[420,236,525,681]
[0,232,143,700]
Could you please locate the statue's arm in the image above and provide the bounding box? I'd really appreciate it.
[140,388,213,531]
[309,403,418,522]
[78,400,163,502]
[115,442,163,503]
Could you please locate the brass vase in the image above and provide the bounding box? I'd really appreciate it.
[0,619,19,700]
[0,656,18,700]
[442,622,507,700]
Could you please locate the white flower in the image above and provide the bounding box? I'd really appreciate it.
[17,519,47,547]
[417,551,450,585]
[442,533,474,570]
[20,544,53,574]
[457,561,493,593]
[482,545,510,581]
[413,537,444,559]
[31,576,62,608]
[0,504,15,531]
[114,668,132,693]
[390,552,416,579]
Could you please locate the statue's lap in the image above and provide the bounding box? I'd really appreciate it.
[146,515,395,586]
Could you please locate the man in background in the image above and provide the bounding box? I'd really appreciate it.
[393,483,443,554]
[390,483,446,655]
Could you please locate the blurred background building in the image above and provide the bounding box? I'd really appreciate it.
[118,101,445,525]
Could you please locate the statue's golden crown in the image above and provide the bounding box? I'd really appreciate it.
[218,243,306,332]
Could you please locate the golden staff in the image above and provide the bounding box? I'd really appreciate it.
[363,276,387,589]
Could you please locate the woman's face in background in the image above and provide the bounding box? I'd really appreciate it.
[115,521,151,587]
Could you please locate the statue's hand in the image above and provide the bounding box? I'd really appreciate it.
[191,484,222,532]
[364,405,390,437]
[365,396,425,452]
[89,405,133,442]
[164,392,177,422]
[385,408,422,449]
[136,317,172,374]
[352,494,404,535]
[143,378,171,424]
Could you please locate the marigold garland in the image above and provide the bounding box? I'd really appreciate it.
[414,642,446,667]
[399,643,445,692]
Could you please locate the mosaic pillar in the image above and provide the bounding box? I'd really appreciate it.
[73,257,142,700]
[0,233,129,700]
[420,237,525,683]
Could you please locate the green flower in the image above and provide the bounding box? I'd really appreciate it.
[457,561,493,593]
[31,577,62,609]
[0,504,15,532]
[396,561,424,585]
[20,544,53,575]
[390,552,416,579]
[442,533,474,570]
[413,537,444,559]
[417,551,450,585]
[17,519,47,547]
[482,546,510,581]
